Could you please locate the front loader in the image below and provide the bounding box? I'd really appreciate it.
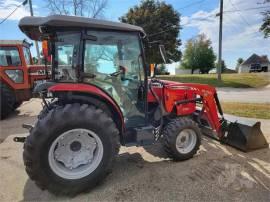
[16,15,268,195]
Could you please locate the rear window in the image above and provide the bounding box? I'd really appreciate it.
[0,47,21,66]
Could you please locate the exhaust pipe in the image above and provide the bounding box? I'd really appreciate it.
[221,120,269,152]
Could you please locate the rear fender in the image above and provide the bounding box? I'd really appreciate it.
[48,83,124,141]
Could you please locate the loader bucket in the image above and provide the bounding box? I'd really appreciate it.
[222,120,269,152]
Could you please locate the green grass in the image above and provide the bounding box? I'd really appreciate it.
[221,102,270,119]
[158,73,270,88]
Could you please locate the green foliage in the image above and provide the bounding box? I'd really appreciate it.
[181,34,216,74]
[158,73,270,88]
[222,102,270,119]
[260,0,270,38]
[237,57,244,64]
[120,0,181,64]
[32,57,38,64]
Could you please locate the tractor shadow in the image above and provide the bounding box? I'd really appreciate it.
[22,137,270,201]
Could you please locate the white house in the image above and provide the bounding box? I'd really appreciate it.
[239,54,270,73]
[175,68,200,74]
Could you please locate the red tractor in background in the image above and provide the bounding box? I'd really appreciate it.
[16,15,268,195]
[0,40,49,119]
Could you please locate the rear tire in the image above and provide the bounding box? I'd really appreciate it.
[23,103,120,195]
[163,117,201,161]
[0,82,16,119]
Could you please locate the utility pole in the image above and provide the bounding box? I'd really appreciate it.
[217,0,223,81]
[28,0,41,64]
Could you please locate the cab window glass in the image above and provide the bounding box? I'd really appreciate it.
[53,32,80,82]
[83,31,145,126]
[0,47,21,66]
[84,44,118,74]
[23,47,31,65]
[84,31,142,81]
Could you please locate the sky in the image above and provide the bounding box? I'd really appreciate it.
[0,0,269,74]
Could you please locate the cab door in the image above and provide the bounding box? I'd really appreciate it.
[0,45,28,90]
[82,30,146,128]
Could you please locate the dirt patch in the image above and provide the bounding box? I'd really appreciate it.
[0,99,42,142]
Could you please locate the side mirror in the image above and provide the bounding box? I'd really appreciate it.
[42,40,51,62]
[159,44,167,64]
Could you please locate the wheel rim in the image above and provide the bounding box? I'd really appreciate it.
[48,128,103,180]
[176,129,197,154]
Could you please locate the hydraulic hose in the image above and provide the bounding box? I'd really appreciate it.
[149,79,164,138]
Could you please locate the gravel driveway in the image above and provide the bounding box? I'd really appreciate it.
[0,99,270,201]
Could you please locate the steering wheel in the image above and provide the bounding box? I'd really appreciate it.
[104,65,127,81]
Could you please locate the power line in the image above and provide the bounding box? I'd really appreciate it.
[177,0,206,10]
[228,0,251,26]
[0,0,28,25]
[181,14,217,27]
[223,5,270,13]
[181,5,270,27]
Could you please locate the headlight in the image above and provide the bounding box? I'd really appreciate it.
[5,70,23,83]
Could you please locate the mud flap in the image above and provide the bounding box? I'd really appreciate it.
[222,120,269,152]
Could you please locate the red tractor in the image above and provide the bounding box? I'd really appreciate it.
[0,40,49,119]
[17,15,268,195]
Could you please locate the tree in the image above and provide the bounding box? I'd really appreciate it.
[120,0,181,64]
[181,34,216,74]
[260,0,270,38]
[235,57,244,72]
[46,0,107,18]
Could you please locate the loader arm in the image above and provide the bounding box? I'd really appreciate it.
[169,83,224,137]
[168,82,268,152]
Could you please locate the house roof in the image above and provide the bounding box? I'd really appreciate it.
[241,54,270,65]
[19,15,145,40]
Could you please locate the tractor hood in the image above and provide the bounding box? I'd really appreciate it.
[160,79,217,91]
[19,15,146,40]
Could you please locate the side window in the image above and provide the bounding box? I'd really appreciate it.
[0,47,21,66]
[23,47,31,65]
[54,32,80,82]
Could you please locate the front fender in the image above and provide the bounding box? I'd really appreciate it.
[48,83,124,133]
[33,81,56,95]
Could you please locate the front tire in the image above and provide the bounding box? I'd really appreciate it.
[23,103,120,195]
[163,117,201,161]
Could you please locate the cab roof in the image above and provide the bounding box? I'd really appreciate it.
[0,40,31,47]
[19,15,145,40]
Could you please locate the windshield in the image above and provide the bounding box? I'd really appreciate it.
[84,30,143,79]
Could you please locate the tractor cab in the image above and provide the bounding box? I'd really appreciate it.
[20,15,148,128]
